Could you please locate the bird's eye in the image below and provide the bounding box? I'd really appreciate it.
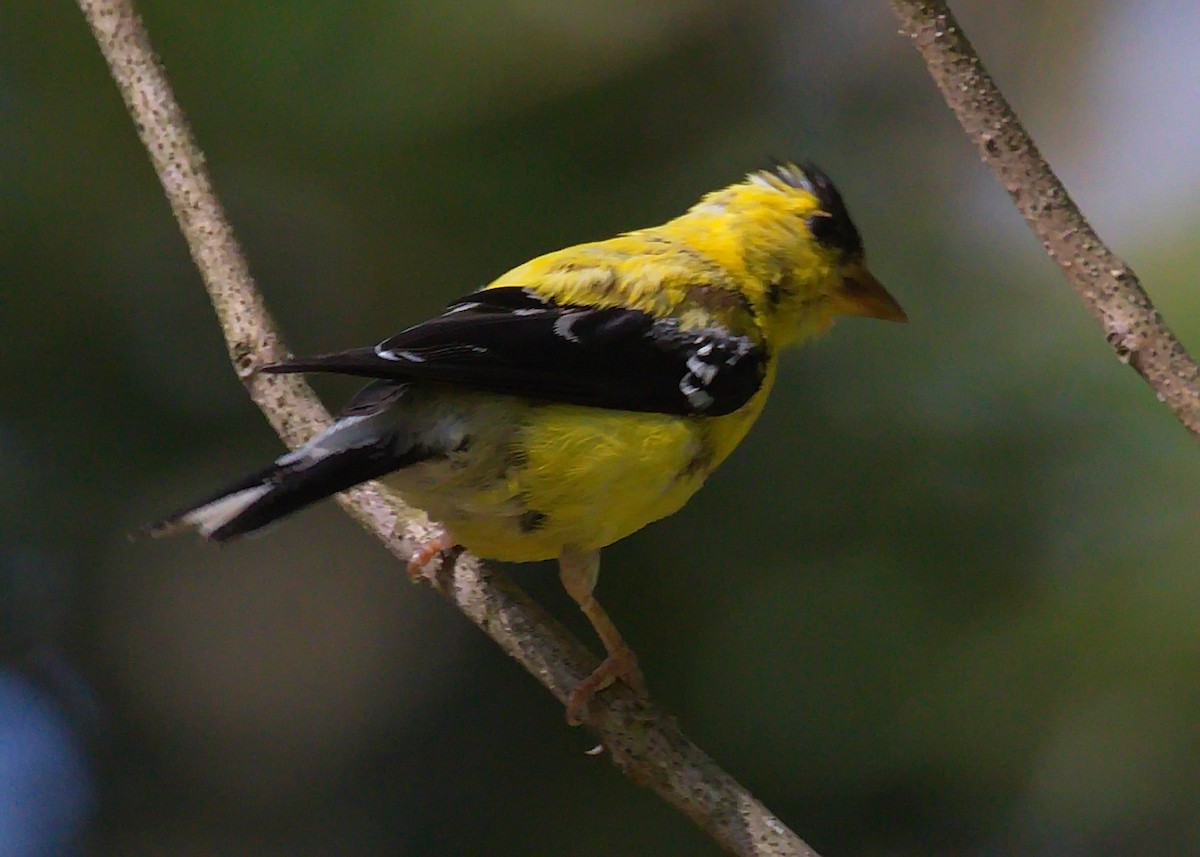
[807,212,838,247]
[800,166,865,259]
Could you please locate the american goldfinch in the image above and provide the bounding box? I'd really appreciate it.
[153,162,905,722]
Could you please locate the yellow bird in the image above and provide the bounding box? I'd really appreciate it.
[152,162,905,722]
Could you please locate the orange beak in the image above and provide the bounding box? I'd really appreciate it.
[832,262,907,323]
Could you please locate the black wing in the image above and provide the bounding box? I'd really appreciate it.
[263,287,767,416]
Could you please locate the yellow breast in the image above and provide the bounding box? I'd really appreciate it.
[390,365,776,563]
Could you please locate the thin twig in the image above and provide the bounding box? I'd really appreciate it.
[77,1,817,854]
[888,0,1200,438]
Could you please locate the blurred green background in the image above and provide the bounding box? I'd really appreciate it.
[4,1,1200,854]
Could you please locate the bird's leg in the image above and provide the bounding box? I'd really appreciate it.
[558,549,647,724]
[407,524,453,582]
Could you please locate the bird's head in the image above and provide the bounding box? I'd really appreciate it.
[681,161,906,346]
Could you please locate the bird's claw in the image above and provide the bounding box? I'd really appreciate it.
[406,527,454,582]
[565,645,647,725]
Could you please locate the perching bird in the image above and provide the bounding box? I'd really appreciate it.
[151,162,905,723]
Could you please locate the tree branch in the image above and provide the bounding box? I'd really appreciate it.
[888,0,1200,438]
[77,1,818,854]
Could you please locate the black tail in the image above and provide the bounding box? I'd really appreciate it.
[147,381,432,541]
[148,439,429,542]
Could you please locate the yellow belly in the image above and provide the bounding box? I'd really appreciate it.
[478,408,706,559]
[386,370,773,562]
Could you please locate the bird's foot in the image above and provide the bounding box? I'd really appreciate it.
[565,644,647,726]
[406,526,454,582]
